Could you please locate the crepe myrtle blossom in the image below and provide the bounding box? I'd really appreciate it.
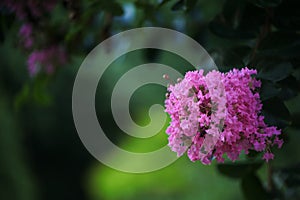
[27,46,67,76]
[164,68,283,164]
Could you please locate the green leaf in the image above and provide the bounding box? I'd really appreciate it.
[257,62,293,82]
[258,32,300,59]
[49,4,69,26]
[212,45,252,71]
[241,173,270,200]
[262,97,291,129]
[217,162,263,179]
[33,82,52,106]
[65,24,83,43]
[277,76,300,100]
[260,75,299,102]
[260,80,281,101]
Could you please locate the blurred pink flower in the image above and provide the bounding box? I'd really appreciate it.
[263,152,274,162]
[27,46,67,76]
[19,23,33,48]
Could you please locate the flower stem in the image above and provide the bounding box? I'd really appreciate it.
[267,162,274,191]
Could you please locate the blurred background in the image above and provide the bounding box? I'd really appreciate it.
[0,0,300,199]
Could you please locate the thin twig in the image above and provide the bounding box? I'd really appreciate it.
[249,8,273,63]
[267,161,274,191]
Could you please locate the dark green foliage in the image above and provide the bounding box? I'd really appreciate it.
[260,80,281,101]
[217,162,263,179]
[208,0,300,199]
[241,173,270,200]
[171,0,185,11]
[170,0,198,11]
[248,0,282,8]
[209,1,265,39]
[257,62,293,82]
[258,32,300,59]
[262,97,291,129]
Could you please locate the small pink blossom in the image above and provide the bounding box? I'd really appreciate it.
[273,137,284,148]
[263,152,274,162]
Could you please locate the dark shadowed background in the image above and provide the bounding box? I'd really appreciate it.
[0,0,300,199]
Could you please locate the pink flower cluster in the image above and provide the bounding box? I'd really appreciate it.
[165,68,283,164]
[1,0,67,76]
[27,46,67,76]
